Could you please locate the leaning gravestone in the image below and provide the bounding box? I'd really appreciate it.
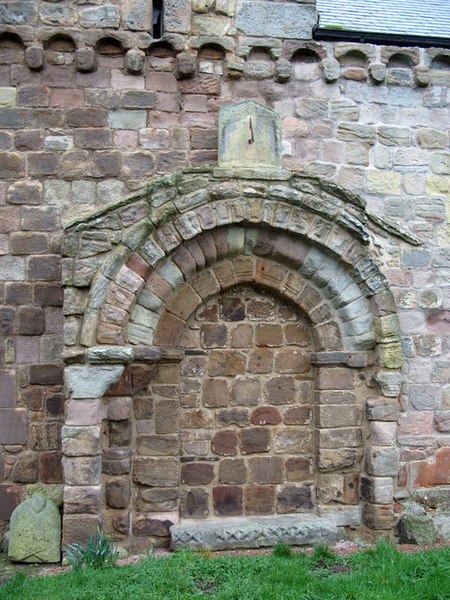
[8,494,61,563]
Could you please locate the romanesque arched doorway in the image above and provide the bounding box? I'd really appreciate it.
[62,168,406,551]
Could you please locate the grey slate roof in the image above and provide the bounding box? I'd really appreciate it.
[317,0,450,39]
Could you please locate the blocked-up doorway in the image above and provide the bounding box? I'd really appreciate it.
[177,285,316,519]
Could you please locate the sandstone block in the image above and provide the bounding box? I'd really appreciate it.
[63,514,102,552]
[317,368,355,390]
[133,516,172,538]
[417,128,448,149]
[80,5,120,28]
[366,398,399,421]
[213,485,243,516]
[245,485,275,515]
[239,428,271,454]
[0,370,16,408]
[251,406,282,426]
[139,488,179,512]
[236,1,317,39]
[202,378,228,408]
[316,405,361,428]
[246,348,271,373]
[106,477,131,509]
[360,476,393,505]
[11,452,38,484]
[216,408,250,428]
[248,456,282,485]
[211,430,238,456]
[180,461,213,486]
[285,457,312,481]
[435,411,450,432]
[64,456,101,485]
[0,408,27,444]
[137,434,180,456]
[284,406,312,425]
[0,484,20,520]
[369,421,396,446]
[265,376,296,404]
[277,485,312,512]
[133,457,179,487]
[219,459,247,484]
[318,428,362,449]
[232,377,261,406]
[180,488,209,518]
[61,426,101,457]
[317,448,360,471]
[275,429,313,454]
[65,366,124,399]
[64,485,101,514]
[363,503,394,530]
[365,447,399,477]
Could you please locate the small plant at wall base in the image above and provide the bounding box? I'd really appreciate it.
[65,528,119,570]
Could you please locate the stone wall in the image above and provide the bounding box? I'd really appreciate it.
[0,0,449,549]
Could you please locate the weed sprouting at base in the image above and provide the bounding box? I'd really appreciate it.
[65,528,119,570]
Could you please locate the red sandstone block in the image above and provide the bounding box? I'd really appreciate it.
[0,370,16,408]
[398,412,434,435]
[245,485,275,515]
[28,255,61,281]
[27,152,59,176]
[17,85,50,107]
[15,130,44,151]
[51,88,85,107]
[29,364,63,385]
[213,485,243,516]
[40,451,63,483]
[0,408,27,444]
[317,367,355,390]
[22,206,58,231]
[126,253,152,280]
[412,447,450,486]
[66,108,107,128]
[0,484,20,520]
[5,283,33,305]
[17,306,45,335]
[0,206,20,233]
[178,75,221,96]
[211,430,238,456]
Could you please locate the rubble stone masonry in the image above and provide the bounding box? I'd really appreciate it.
[0,0,449,550]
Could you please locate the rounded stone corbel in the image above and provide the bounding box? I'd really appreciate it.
[322,56,340,83]
[125,48,145,74]
[76,47,97,73]
[25,45,44,71]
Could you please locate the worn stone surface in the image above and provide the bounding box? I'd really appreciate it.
[236,2,317,39]
[8,495,60,563]
[171,515,337,550]
[65,366,124,399]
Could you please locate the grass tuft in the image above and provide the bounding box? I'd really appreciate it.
[311,544,338,568]
[273,543,294,558]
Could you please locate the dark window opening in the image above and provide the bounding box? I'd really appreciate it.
[153,0,163,39]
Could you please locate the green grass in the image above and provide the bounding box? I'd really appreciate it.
[1,541,449,600]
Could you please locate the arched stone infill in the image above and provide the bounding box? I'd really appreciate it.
[62,169,405,545]
[151,253,368,351]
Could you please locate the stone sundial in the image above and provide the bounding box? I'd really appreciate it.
[218,101,282,169]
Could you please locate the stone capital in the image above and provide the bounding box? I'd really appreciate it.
[64,365,124,399]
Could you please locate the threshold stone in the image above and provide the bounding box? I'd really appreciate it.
[170,515,338,550]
